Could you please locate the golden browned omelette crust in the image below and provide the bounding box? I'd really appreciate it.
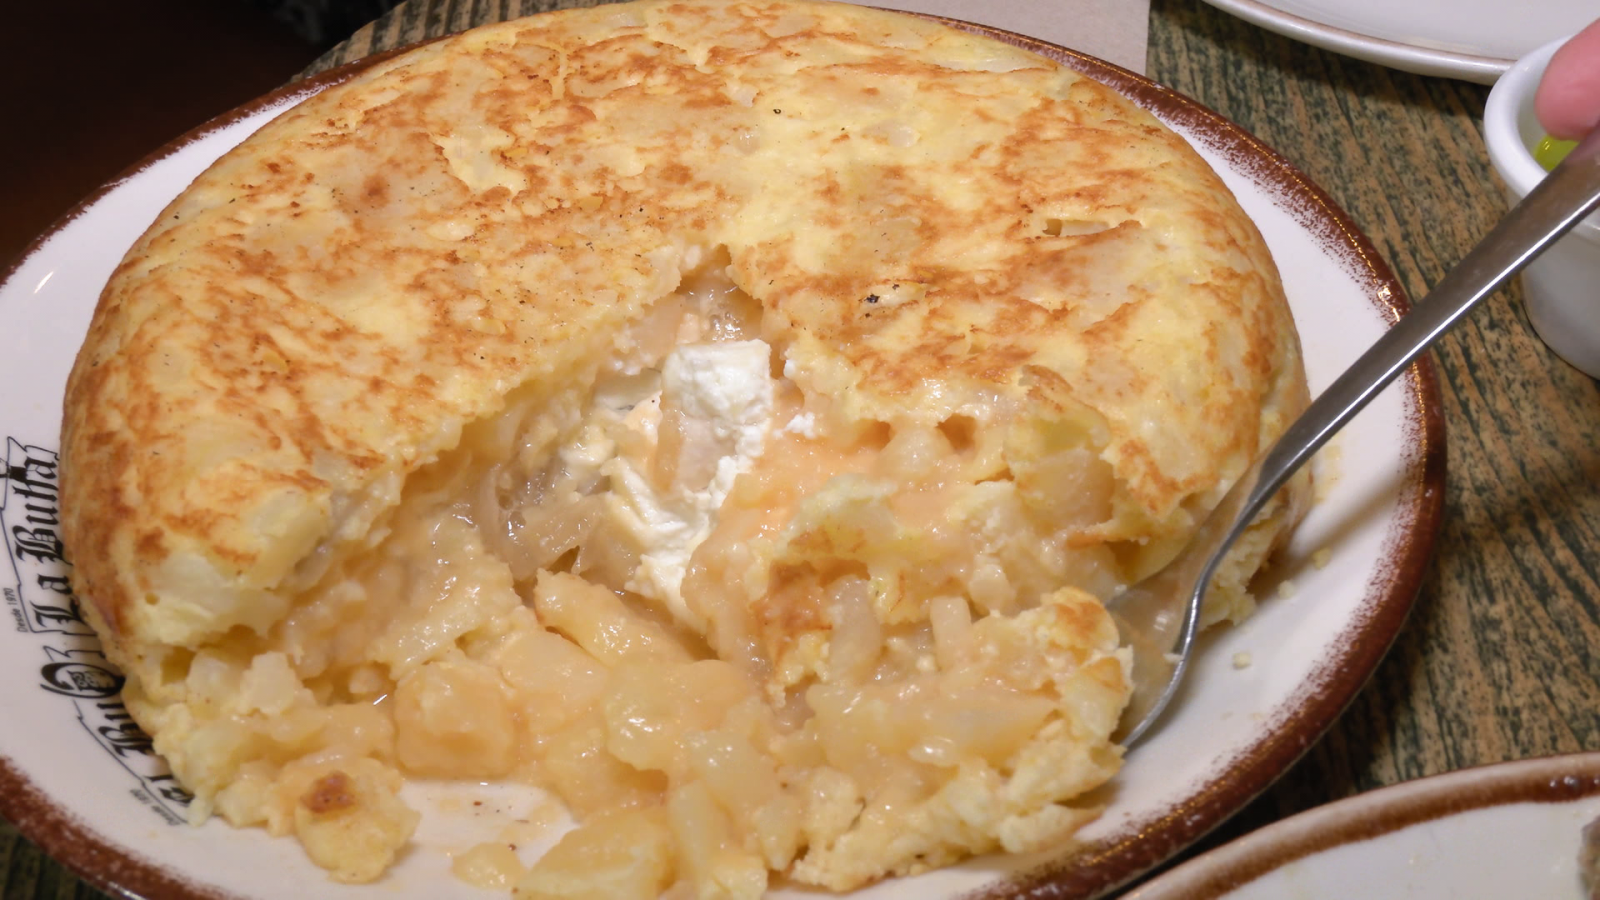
[60,0,1308,893]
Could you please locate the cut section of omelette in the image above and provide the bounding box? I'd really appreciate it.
[59,1,1310,894]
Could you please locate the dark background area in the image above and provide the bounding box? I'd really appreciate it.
[0,0,400,271]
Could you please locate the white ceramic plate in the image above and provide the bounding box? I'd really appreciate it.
[1202,0,1594,83]
[1127,753,1600,899]
[0,25,1444,900]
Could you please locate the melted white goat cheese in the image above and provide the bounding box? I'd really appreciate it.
[602,340,774,629]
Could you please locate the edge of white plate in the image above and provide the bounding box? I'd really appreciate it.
[1124,752,1600,898]
[1199,0,1509,84]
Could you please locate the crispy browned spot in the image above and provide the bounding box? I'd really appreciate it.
[301,772,356,815]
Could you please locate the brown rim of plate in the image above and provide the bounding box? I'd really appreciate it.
[0,15,1447,900]
[1125,751,1600,898]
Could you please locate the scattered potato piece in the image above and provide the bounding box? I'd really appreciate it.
[292,761,420,883]
[515,807,676,900]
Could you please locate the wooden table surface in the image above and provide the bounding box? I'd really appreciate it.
[6,0,1598,897]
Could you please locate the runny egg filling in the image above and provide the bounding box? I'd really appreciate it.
[130,249,1272,896]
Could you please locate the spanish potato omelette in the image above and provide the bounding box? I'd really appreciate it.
[59,1,1310,895]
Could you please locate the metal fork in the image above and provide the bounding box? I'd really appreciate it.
[1112,125,1600,747]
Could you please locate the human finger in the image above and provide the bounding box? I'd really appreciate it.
[1535,18,1600,140]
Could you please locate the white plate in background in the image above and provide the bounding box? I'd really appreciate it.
[1127,753,1600,899]
[1203,0,1594,83]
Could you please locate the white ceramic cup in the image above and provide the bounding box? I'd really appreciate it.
[1483,33,1600,379]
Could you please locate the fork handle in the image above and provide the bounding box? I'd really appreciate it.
[1247,127,1600,526]
[1122,127,1600,747]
